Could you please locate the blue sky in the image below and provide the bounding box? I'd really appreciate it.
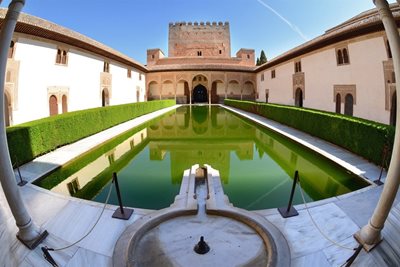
[1,0,395,64]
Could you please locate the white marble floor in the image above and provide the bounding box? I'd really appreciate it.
[1,104,399,266]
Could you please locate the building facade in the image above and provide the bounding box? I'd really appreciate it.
[1,5,399,126]
[1,10,146,126]
[255,5,399,125]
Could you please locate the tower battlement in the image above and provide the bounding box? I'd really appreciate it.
[168,21,231,58]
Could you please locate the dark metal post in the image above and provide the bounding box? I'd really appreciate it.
[111,172,134,220]
[278,170,299,218]
[374,144,389,186]
[14,157,27,186]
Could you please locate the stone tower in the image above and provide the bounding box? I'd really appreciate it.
[168,21,231,58]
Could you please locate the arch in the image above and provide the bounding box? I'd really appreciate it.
[344,93,354,116]
[335,93,341,114]
[390,91,397,126]
[148,81,160,100]
[343,48,349,64]
[161,80,174,99]
[176,80,189,104]
[227,80,240,99]
[295,88,303,107]
[49,95,58,116]
[211,81,221,104]
[337,49,343,65]
[62,94,68,113]
[102,88,110,107]
[242,81,255,101]
[4,92,11,126]
[192,84,208,103]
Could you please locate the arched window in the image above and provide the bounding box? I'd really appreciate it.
[61,50,67,65]
[8,41,15,59]
[337,49,343,65]
[344,94,354,116]
[343,48,349,64]
[56,49,62,64]
[102,88,109,107]
[62,95,68,113]
[295,88,303,107]
[335,93,341,113]
[49,95,58,116]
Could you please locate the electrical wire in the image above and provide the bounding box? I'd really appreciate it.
[46,180,114,252]
[297,178,356,251]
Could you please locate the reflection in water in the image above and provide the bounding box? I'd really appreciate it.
[49,106,369,210]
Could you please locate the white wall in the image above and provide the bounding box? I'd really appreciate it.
[256,33,392,124]
[10,36,145,125]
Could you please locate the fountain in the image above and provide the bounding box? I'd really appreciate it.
[113,164,290,266]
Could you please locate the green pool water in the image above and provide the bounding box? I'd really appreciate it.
[40,105,370,210]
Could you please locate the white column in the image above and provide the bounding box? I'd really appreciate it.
[355,0,400,250]
[0,0,45,246]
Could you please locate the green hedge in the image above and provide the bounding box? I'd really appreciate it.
[224,99,395,166]
[7,100,175,165]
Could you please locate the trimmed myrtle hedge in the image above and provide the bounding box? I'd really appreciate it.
[224,99,395,166]
[7,100,175,165]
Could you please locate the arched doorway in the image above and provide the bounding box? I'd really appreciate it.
[4,93,10,126]
[62,95,68,113]
[335,93,341,113]
[49,95,58,116]
[193,84,208,103]
[295,88,303,107]
[390,92,397,126]
[102,88,109,107]
[211,81,219,104]
[344,94,353,116]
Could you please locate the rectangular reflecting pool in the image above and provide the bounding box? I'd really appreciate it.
[35,106,370,210]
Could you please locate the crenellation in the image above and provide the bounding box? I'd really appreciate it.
[168,20,232,57]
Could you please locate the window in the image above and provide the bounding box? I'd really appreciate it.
[271,70,276,79]
[219,50,222,54]
[62,95,68,113]
[151,54,155,59]
[103,62,110,73]
[265,90,269,103]
[139,73,142,81]
[335,93,341,114]
[343,48,349,64]
[49,95,58,116]
[294,61,302,73]
[56,48,68,65]
[247,54,250,59]
[336,47,350,65]
[295,88,303,107]
[261,73,264,82]
[344,94,354,116]
[197,51,202,56]
[8,41,15,59]
[127,69,132,78]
